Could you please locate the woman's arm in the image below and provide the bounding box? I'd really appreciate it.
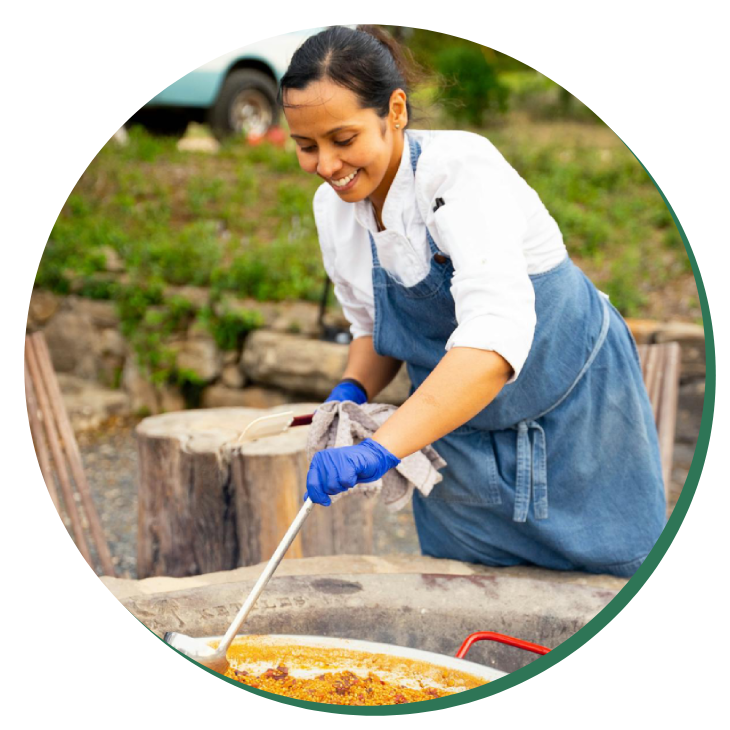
[340,336,403,400]
[371,347,512,459]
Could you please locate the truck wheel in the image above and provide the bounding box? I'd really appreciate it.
[208,69,279,141]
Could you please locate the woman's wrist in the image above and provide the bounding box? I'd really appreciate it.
[338,377,369,400]
[325,379,368,404]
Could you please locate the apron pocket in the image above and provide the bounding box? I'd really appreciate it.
[428,430,503,507]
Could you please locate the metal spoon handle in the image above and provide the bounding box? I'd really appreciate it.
[218,498,315,653]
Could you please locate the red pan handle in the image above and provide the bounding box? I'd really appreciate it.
[290,413,315,427]
[456,631,550,659]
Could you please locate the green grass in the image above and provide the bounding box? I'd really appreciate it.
[38,101,697,383]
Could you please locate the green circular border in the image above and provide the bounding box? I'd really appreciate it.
[122,71,716,716]
[137,140,716,716]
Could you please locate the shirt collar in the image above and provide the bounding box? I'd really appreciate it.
[354,131,414,235]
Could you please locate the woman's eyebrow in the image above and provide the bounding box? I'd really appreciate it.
[290,125,357,141]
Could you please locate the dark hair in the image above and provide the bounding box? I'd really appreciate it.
[279,25,420,122]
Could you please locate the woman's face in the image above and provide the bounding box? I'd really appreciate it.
[283,79,407,208]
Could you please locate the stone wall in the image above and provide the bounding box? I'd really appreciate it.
[26,290,412,428]
[27,289,706,431]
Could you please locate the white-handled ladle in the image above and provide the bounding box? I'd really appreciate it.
[164,498,315,673]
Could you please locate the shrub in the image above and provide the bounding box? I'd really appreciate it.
[212,234,323,302]
[198,304,263,351]
[147,221,223,286]
[435,45,509,125]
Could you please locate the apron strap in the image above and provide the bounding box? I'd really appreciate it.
[408,135,422,171]
[408,135,446,259]
[513,420,548,522]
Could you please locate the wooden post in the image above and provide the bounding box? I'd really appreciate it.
[636,342,682,500]
[136,406,377,578]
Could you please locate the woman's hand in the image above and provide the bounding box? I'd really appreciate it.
[305,438,401,506]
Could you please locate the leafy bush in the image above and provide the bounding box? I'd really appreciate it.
[117,288,195,384]
[602,248,648,318]
[435,46,509,124]
[212,235,322,302]
[147,221,223,286]
[35,237,108,293]
[198,304,263,351]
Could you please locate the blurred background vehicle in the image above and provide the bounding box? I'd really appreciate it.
[126,28,323,140]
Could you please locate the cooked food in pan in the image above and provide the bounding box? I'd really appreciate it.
[226,664,452,704]
[222,638,487,705]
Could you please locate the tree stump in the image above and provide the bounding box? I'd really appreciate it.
[136,406,376,579]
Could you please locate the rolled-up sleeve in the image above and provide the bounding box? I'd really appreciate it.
[418,135,537,382]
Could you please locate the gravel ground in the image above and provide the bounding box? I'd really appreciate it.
[77,382,703,579]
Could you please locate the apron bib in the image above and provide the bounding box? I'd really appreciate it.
[369,136,666,577]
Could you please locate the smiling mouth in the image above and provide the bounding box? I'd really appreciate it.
[330,169,360,191]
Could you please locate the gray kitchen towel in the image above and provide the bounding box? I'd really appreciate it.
[305,400,447,511]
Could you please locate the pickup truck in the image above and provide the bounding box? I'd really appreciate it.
[127,28,321,139]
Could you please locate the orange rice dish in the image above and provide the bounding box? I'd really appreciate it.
[221,638,487,706]
[225,664,452,704]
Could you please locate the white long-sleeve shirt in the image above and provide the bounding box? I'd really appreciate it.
[313,129,568,381]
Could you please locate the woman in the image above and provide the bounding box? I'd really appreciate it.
[279,25,666,577]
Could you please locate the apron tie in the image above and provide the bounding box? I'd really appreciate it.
[513,420,548,522]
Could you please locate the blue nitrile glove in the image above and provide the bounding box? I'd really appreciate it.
[305,438,401,506]
[325,379,368,405]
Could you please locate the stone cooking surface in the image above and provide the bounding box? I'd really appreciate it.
[114,570,618,674]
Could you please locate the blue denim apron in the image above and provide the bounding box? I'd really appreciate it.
[370,137,666,577]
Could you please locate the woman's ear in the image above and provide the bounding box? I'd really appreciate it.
[390,89,408,130]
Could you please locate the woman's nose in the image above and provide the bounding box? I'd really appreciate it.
[317,149,342,179]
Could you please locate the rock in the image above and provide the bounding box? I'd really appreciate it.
[122,358,159,415]
[72,297,119,328]
[115,571,617,673]
[214,295,278,327]
[222,351,239,367]
[238,387,292,408]
[177,136,220,154]
[100,246,125,273]
[102,554,628,602]
[655,321,705,343]
[241,331,348,397]
[241,331,412,404]
[98,358,124,389]
[202,385,291,409]
[112,126,129,146]
[165,286,210,310]
[41,310,99,378]
[99,328,127,359]
[158,385,186,413]
[221,363,245,388]
[201,385,251,408]
[27,290,59,329]
[270,301,321,336]
[56,374,131,431]
[171,336,221,382]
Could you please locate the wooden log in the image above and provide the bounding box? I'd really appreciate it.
[233,430,375,566]
[636,342,681,499]
[657,342,681,492]
[24,359,60,513]
[136,406,377,579]
[25,336,94,568]
[31,333,116,576]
